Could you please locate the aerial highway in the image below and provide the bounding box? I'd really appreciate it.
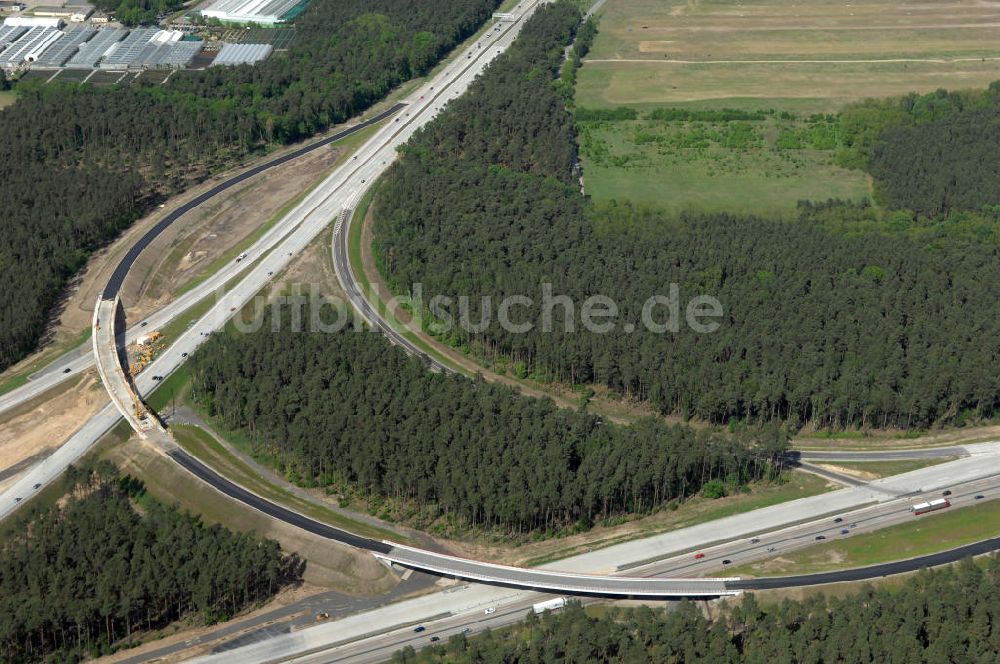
[188,464,1000,663]
[0,0,545,519]
[2,1,1000,661]
[0,105,404,421]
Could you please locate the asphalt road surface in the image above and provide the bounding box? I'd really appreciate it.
[0,106,404,420]
[0,0,539,519]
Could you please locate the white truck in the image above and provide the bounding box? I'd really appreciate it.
[532,597,567,614]
[910,498,950,515]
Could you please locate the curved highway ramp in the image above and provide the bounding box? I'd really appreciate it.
[168,447,737,598]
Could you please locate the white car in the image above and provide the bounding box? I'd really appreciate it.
[484,607,496,615]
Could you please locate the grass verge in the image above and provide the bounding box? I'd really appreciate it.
[730,498,1000,577]
[170,423,402,543]
[0,327,92,397]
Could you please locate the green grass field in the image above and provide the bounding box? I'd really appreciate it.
[578,114,870,216]
[578,0,1000,113]
[730,498,1000,577]
[171,423,403,542]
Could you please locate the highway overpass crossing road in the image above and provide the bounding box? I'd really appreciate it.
[0,104,405,420]
[191,467,1000,664]
[0,0,542,518]
[4,0,1000,657]
[374,543,735,597]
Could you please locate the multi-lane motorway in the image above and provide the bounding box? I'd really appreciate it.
[189,464,1000,663]
[2,2,1000,661]
[0,106,404,421]
[0,0,544,519]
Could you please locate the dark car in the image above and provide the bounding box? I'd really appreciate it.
[430,636,440,642]
[840,529,850,535]
[833,517,843,523]
[815,535,826,540]
[181,352,188,357]
[63,368,71,374]
[722,559,732,565]
[414,626,425,633]
[975,495,985,500]
[749,538,760,544]
[942,490,952,496]
[33,483,40,490]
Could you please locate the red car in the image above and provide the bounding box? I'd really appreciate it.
[693,553,705,560]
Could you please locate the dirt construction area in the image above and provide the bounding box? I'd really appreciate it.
[578,0,1000,111]
[0,119,374,494]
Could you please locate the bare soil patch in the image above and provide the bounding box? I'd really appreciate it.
[0,372,108,490]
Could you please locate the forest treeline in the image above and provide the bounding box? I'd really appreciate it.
[0,0,498,372]
[189,304,788,534]
[394,557,1000,663]
[835,84,1000,217]
[92,0,183,26]
[0,461,301,663]
[373,1,1000,430]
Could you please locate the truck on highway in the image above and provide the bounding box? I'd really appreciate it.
[532,597,566,614]
[910,498,951,515]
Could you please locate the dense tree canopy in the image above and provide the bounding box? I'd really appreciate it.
[396,557,1000,663]
[373,2,1000,430]
[189,304,787,534]
[92,0,183,26]
[0,461,300,663]
[0,0,499,372]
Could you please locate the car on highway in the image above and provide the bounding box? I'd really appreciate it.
[32,483,40,489]
[749,538,760,544]
[840,529,850,535]
[181,352,188,357]
[413,626,425,633]
[848,523,858,528]
[767,546,776,552]
[693,553,705,559]
[833,517,843,523]
[63,368,71,373]
[815,535,826,540]
[14,497,20,503]
[484,607,496,615]
[140,321,147,327]
[722,559,732,565]
[942,490,952,496]
[430,636,440,642]
[976,495,985,500]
